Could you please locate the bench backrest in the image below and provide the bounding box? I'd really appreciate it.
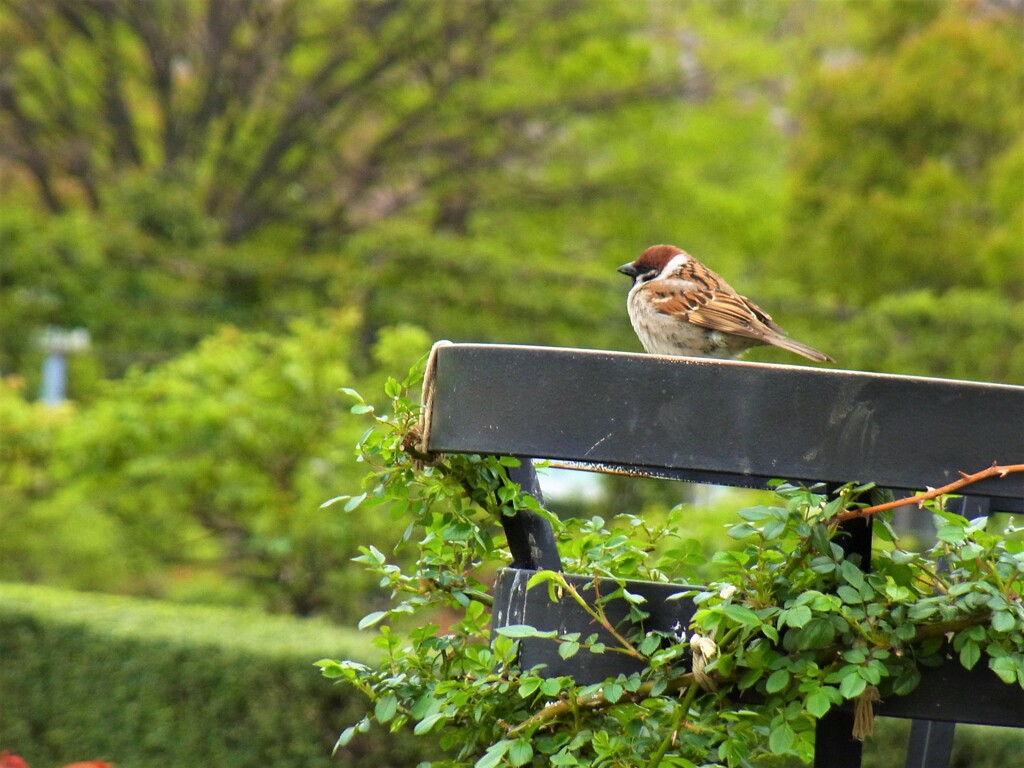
[422,343,1024,509]
[420,343,1024,763]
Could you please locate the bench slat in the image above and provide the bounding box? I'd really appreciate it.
[424,344,1024,511]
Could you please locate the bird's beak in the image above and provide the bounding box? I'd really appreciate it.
[617,262,639,278]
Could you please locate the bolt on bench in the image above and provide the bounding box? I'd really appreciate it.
[419,342,1024,768]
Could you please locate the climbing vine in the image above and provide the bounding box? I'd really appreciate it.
[318,362,1024,767]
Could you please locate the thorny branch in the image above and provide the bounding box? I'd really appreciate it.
[834,463,1024,522]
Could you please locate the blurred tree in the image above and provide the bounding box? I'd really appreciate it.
[0,313,433,620]
[0,0,676,243]
[783,1,1024,382]
[0,0,693,379]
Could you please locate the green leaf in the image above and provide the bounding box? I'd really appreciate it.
[722,604,761,627]
[837,585,863,604]
[508,740,534,767]
[526,570,562,590]
[603,680,624,703]
[518,677,542,697]
[768,722,796,754]
[765,669,790,694]
[839,672,867,699]
[806,689,833,718]
[892,666,921,696]
[948,581,975,596]
[738,506,774,521]
[496,624,557,639]
[738,668,762,691]
[839,560,865,590]
[344,493,367,512]
[316,659,345,678]
[375,694,398,724]
[622,589,646,606]
[639,633,661,656]
[990,655,1019,684]
[873,517,899,543]
[727,523,758,539]
[334,724,358,752]
[795,618,836,650]
[550,752,583,766]
[475,740,513,768]
[991,610,1018,633]
[908,600,940,621]
[960,640,981,670]
[358,611,388,630]
[559,641,580,660]
[895,622,917,642]
[441,521,474,541]
[414,711,448,735]
[785,605,813,628]
[810,556,837,574]
[762,520,787,540]
[937,524,966,543]
[541,677,562,697]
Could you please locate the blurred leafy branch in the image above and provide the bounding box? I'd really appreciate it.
[0,314,435,621]
[3,0,1020,390]
[320,364,1024,767]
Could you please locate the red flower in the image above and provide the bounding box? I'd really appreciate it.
[0,751,29,768]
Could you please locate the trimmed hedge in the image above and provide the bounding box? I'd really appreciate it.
[8,584,1019,768]
[0,583,425,767]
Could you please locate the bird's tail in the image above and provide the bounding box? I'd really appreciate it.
[770,335,834,363]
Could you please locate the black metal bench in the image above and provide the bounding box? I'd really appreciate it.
[420,342,1024,767]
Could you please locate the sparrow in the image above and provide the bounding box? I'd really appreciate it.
[618,244,832,362]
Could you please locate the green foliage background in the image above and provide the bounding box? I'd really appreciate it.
[0,0,1021,763]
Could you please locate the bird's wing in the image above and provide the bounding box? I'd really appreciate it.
[642,278,785,342]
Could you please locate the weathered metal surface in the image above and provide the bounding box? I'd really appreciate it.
[905,721,955,767]
[491,568,698,684]
[425,344,1024,511]
[503,462,562,572]
[874,647,1024,727]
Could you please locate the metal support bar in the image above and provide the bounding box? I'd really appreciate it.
[904,721,956,768]
[815,488,874,768]
[814,710,864,768]
[503,460,562,572]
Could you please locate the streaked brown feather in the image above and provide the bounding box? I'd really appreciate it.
[643,278,783,344]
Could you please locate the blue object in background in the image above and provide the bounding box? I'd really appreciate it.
[40,352,68,404]
[37,327,90,405]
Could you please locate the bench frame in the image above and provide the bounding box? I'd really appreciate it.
[421,342,1024,768]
